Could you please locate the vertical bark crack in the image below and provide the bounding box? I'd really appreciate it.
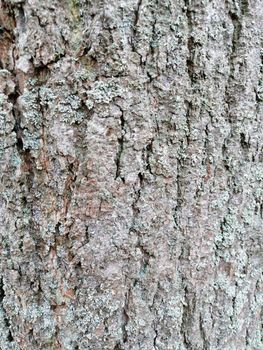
[145,139,154,175]
[120,286,131,345]
[115,108,125,181]
[0,279,13,343]
[131,0,143,51]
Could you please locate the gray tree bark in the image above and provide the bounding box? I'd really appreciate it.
[0,0,262,349]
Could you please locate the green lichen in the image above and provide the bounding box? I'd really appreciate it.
[10,152,22,167]
[86,79,124,107]
[22,130,40,150]
[20,90,42,128]
[69,0,80,23]
[55,93,86,124]
[215,209,246,248]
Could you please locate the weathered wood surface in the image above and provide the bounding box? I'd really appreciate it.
[0,0,262,349]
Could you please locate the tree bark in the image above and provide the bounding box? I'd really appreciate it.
[0,0,262,349]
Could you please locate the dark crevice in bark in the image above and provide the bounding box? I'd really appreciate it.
[240,132,250,152]
[13,123,24,151]
[121,287,130,345]
[0,279,4,304]
[203,123,209,152]
[114,343,123,350]
[145,139,154,175]
[0,279,13,343]
[185,100,192,145]
[146,71,154,84]
[254,42,263,144]
[153,328,158,349]
[6,322,14,342]
[245,328,250,347]
[130,172,143,233]
[219,216,229,247]
[172,206,179,229]
[260,203,263,219]
[149,18,157,57]
[137,243,154,276]
[63,160,79,216]
[115,108,125,182]
[222,141,231,172]
[130,0,143,52]
[55,222,62,236]
[134,172,143,207]
[32,64,51,85]
[10,90,24,152]
[184,1,195,83]
[32,11,48,29]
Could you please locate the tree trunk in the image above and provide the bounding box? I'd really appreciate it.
[0,0,262,349]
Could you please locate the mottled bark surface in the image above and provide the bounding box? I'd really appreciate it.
[0,0,262,349]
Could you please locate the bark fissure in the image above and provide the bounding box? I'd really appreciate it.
[115,107,125,181]
[0,279,13,343]
[145,139,154,175]
[63,160,79,216]
[10,90,24,152]
[121,286,131,345]
[131,0,143,51]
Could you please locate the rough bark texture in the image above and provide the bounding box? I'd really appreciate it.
[0,0,262,349]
